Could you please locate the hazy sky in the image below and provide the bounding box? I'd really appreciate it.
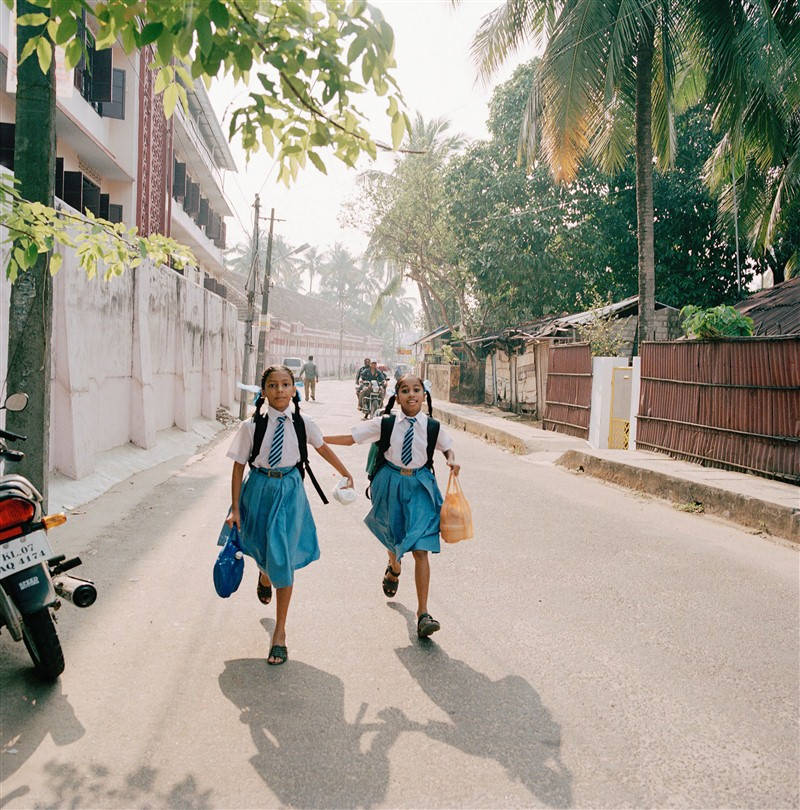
[209,0,520,258]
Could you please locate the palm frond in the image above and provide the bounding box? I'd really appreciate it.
[369,271,405,323]
[651,2,678,171]
[538,0,615,182]
[470,0,555,83]
[587,91,634,174]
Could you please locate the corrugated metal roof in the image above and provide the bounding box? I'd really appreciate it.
[412,325,451,345]
[734,278,800,336]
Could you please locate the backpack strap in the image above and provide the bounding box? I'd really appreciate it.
[292,411,329,504]
[425,418,440,471]
[366,413,396,499]
[379,413,396,454]
[248,408,268,468]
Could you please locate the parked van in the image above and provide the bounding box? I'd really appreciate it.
[282,357,303,373]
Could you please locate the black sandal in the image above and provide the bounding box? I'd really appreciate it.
[268,644,288,665]
[382,565,401,598]
[417,613,441,638]
[257,578,272,605]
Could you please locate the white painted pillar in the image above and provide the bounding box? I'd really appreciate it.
[130,263,156,449]
[628,356,642,450]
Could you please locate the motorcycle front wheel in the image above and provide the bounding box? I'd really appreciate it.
[22,608,65,679]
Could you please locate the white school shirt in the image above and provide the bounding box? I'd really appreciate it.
[351,411,453,469]
[227,405,323,468]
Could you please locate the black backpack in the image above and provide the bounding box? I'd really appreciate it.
[365,414,440,499]
[249,404,329,504]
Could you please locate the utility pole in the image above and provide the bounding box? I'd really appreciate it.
[255,207,276,377]
[238,194,260,420]
[337,283,344,379]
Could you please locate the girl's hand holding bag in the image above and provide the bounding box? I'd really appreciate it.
[439,471,473,543]
[214,522,244,598]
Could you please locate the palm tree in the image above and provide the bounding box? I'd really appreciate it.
[460,0,797,339]
[360,113,470,338]
[301,245,323,294]
[318,243,370,376]
[225,232,304,291]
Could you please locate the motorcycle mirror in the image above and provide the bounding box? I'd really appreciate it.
[3,392,28,412]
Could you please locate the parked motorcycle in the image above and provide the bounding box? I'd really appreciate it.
[0,392,97,679]
[359,379,386,420]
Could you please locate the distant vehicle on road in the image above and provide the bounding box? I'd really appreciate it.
[281,357,304,386]
[394,363,412,380]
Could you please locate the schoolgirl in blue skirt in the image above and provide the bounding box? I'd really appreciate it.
[227,365,353,664]
[325,375,460,639]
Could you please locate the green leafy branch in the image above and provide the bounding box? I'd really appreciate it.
[679,305,754,339]
[1,176,197,282]
[5,0,412,182]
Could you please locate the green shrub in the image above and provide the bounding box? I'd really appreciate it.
[679,305,754,339]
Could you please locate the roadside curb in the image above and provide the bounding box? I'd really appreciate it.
[432,405,528,453]
[556,449,800,545]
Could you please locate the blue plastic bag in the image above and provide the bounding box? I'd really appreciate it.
[213,523,244,598]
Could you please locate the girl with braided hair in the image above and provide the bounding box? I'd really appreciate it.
[325,375,460,639]
[226,365,353,664]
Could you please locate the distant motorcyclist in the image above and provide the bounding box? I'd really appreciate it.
[355,357,371,408]
[355,357,371,384]
[357,361,386,412]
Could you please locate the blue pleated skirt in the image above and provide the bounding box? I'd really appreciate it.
[238,466,319,588]
[365,462,442,560]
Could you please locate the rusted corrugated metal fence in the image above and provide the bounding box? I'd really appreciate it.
[543,343,592,439]
[637,337,800,483]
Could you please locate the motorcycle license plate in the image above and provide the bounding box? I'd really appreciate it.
[0,530,54,577]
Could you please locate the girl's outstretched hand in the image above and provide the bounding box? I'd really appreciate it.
[446,460,461,476]
[342,475,354,489]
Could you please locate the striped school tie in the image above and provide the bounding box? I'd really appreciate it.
[268,415,288,467]
[401,417,416,466]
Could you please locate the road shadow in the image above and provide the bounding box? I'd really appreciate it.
[0,666,85,784]
[389,603,573,808]
[218,656,407,809]
[1,761,213,809]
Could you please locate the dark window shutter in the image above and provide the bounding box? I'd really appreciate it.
[73,8,86,88]
[90,47,112,102]
[99,69,125,119]
[62,171,83,211]
[0,123,14,170]
[99,193,110,220]
[185,182,200,215]
[197,198,209,226]
[108,204,123,223]
[219,222,226,249]
[55,157,64,199]
[82,176,101,216]
[173,160,186,199]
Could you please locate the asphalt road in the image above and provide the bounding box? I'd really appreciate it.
[1,381,798,809]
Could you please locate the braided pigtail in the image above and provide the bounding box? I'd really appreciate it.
[293,390,301,413]
[253,394,265,419]
[383,394,396,415]
[426,389,434,416]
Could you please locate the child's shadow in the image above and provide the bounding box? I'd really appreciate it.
[390,604,573,809]
[218,620,409,809]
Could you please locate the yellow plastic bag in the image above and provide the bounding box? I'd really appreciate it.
[439,471,473,543]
